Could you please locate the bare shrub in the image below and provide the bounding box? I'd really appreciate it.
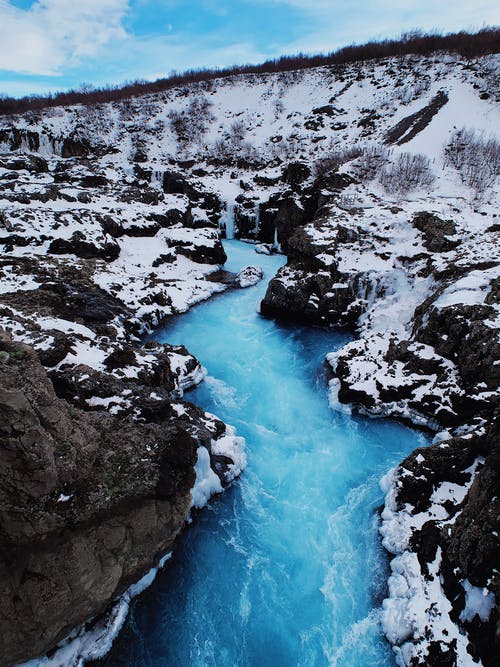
[395,76,431,104]
[229,119,246,143]
[380,152,435,195]
[205,133,263,166]
[445,127,500,197]
[269,132,305,160]
[168,96,214,148]
[313,146,363,178]
[274,98,285,117]
[79,103,112,137]
[1,28,499,116]
[355,143,390,180]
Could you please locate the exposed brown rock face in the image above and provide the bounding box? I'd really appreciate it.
[0,333,204,665]
[385,90,449,145]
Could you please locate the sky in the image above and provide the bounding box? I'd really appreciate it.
[0,0,498,97]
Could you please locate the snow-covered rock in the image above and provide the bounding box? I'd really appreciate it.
[235,264,264,287]
[0,48,498,666]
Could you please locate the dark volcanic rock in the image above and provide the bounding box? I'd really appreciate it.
[258,192,309,250]
[162,171,197,198]
[392,419,500,667]
[61,136,92,158]
[414,295,500,397]
[385,90,449,145]
[0,333,198,665]
[0,280,132,330]
[412,211,459,253]
[79,174,108,188]
[173,239,227,265]
[282,162,311,189]
[0,128,41,152]
[261,220,358,327]
[36,331,75,368]
[104,346,138,371]
[0,154,48,173]
[48,231,120,261]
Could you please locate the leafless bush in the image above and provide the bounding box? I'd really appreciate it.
[396,77,431,104]
[205,134,263,166]
[204,119,248,160]
[269,132,305,160]
[79,103,117,138]
[380,152,435,195]
[168,96,214,147]
[355,143,390,180]
[313,146,363,178]
[445,127,500,196]
[229,119,246,142]
[274,98,285,117]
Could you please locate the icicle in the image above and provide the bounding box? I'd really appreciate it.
[39,133,53,157]
[220,202,235,240]
[151,170,164,186]
[273,225,282,253]
[253,202,260,236]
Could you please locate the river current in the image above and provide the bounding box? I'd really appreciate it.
[100,240,426,667]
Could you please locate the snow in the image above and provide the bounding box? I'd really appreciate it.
[190,446,223,509]
[460,580,496,623]
[327,376,352,415]
[1,50,498,667]
[38,317,96,339]
[210,423,247,481]
[435,267,500,309]
[235,265,263,288]
[379,453,485,666]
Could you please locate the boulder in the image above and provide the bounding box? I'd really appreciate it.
[412,211,459,253]
[282,162,311,189]
[48,231,120,261]
[234,265,264,288]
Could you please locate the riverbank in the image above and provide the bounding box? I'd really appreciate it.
[95,240,426,667]
[1,48,498,666]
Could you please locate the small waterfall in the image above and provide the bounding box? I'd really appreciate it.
[220,202,235,240]
[151,170,164,187]
[273,224,282,252]
[253,202,260,236]
[38,133,56,157]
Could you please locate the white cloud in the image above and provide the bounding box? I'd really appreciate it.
[102,32,268,84]
[1,0,498,96]
[255,0,500,57]
[0,0,129,75]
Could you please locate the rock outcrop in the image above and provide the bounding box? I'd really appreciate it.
[261,197,499,665]
[0,327,242,666]
[381,417,499,666]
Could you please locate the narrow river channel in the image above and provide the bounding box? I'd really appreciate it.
[100,240,426,667]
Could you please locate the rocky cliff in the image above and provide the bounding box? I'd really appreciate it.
[0,324,245,665]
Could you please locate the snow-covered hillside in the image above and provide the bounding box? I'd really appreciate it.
[0,51,498,666]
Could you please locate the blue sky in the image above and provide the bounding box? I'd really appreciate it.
[0,0,498,97]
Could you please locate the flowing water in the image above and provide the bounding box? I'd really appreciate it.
[100,240,426,667]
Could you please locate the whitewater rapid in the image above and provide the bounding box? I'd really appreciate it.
[98,240,426,667]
